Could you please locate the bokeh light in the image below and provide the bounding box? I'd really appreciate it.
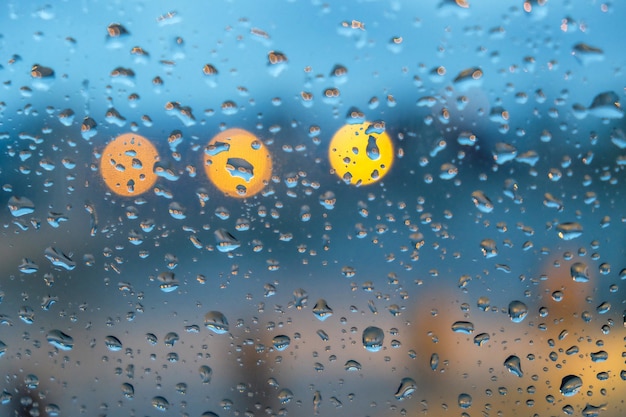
[203,128,272,198]
[328,122,394,186]
[100,133,159,196]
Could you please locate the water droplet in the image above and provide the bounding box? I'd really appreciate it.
[44,247,76,270]
[480,239,498,258]
[157,271,179,293]
[394,377,417,400]
[587,91,623,119]
[214,228,240,253]
[493,142,518,164]
[473,332,490,346]
[312,299,333,321]
[451,321,474,334]
[121,382,134,399]
[151,395,170,411]
[557,222,583,240]
[8,196,35,217]
[362,326,384,352]
[504,355,523,377]
[508,300,528,323]
[104,335,123,351]
[430,353,439,370]
[572,43,604,65]
[559,375,582,396]
[458,393,472,409]
[267,51,288,76]
[199,365,212,383]
[471,190,494,213]
[272,335,291,351]
[590,350,608,362]
[204,311,229,334]
[278,388,294,404]
[46,329,74,351]
[344,360,361,371]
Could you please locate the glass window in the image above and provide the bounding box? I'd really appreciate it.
[1,1,624,416]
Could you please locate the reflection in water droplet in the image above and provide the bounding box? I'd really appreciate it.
[570,262,590,282]
[151,395,169,411]
[557,222,583,240]
[121,382,134,399]
[225,157,254,181]
[278,388,294,404]
[204,311,229,334]
[559,375,582,396]
[394,377,417,400]
[430,353,439,370]
[312,299,333,321]
[104,335,123,351]
[458,393,472,409]
[362,326,384,352]
[508,300,528,323]
[47,329,74,351]
[273,335,291,351]
[214,228,240,253]
[366,135,380,160]
[451,321,474,334]
[44,246,76,270]
[471,190,494,213]
[199,365,212,383]
[504,355,523,377]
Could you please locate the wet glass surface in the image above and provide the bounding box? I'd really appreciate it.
[1,1,625,416]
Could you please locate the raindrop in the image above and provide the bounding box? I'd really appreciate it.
[199,365,212,383]
[312,299,333,321]
[362,326,384,352]
[204,311,229,334]
[504,355,523,377]
[394,377,417,400]
[273,335,291,351]
[559,375,582,396]
[556,222,583,240]
[451,321,474,334]
[344,360,362,371]
[46,329,74,351]
[458,393,472,409]
[508,300,528,323]
[104,335,123,351]
[151,396,169,411]
[157,271,179,293]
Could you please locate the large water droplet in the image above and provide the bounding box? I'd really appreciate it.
[559,375,582,396]
[46,329,74,351]
[394,377,417,400]
[151,396,170,411]
[508,300,528,323]
[504,355,523,377]
[362,326,384,352]
[312,299,333,321]
[272,335,291,351]
[458,393,472,409]
[204,311,229,334]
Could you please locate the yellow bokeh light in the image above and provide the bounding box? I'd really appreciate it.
[328,122,394,186]
[203,128,272,198]
[100,133,159,196]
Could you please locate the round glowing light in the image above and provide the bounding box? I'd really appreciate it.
[203,128,272,198]
[100,133,159,196]
[328,122,394,186]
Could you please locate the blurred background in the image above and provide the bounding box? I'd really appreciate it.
[0,0,625,416]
